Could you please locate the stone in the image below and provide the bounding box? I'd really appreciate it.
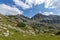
[50,34,55,36]
[3,27,7,30]
[0,17,1,18]
[3,33,9,37]
[7,30,9,33]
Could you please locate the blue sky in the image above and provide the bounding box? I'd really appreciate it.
[0,0,60,18]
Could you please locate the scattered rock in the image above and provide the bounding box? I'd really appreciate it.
[3,32,9,37]
[3,27,7,30]
[7,30,9,33]
[40,30,44,33]
[50,34,55,36]
[0,17,2,19]
[8,25,12,28]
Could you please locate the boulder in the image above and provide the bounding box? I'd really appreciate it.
[50,34,55,36]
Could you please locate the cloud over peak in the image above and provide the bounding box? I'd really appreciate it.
[42,12,54,16]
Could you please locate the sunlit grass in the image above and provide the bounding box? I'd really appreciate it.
[0,28,60,40]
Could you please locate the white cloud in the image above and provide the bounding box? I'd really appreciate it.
[26,0,60,9]
[44,0,59,9]
[34,0,45,5]
[45,0,53,8]
[0,4,23,15]
[39,11,42,13]
[13,0,45,9]
[13,0,60,9]
[13,0,30,9]
[25,0,45,7]
[25,0,34,7]
[52,0,60,9]
[42,12,54,16]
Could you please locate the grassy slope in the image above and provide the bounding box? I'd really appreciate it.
[0,15,60,40]
[0,29,60,40]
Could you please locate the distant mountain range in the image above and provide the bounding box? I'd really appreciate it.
[0,13,60,30]
[15,13,60,29]
[31,13,60,24]
[14,13,60,24]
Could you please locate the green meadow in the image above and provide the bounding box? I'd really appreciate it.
[0,29,60,40]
